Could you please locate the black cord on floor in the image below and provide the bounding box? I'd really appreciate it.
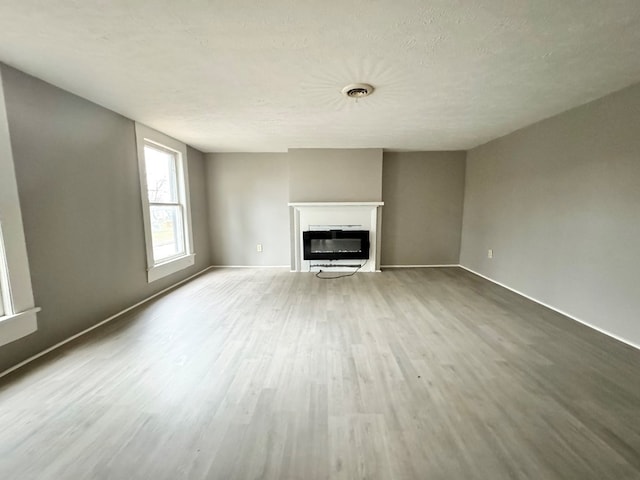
[315,260,368,280]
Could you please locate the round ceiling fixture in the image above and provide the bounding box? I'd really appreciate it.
[341,83,374,98]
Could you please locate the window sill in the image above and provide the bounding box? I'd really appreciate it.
[148,253,195,283]
[0,307,40,347]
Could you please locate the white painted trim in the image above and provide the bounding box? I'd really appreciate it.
[0,307,40,347]
[291,207,301,272]
[0,67,39,345]
[211,265,290,268]
[147,253,195,282]
[288,202,384,207]
[134,122,195,283]
[0,266,213,380]
[459,265,640,351]
[381,264,459,268]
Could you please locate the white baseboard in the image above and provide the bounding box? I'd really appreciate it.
[381,264,459,268]
[459,265,639,351]
[0,266,214,380]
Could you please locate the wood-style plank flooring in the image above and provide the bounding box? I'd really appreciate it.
[0,267,639,479]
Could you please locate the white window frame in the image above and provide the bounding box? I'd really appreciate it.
[135,123,195,282]
[0,72,39,347]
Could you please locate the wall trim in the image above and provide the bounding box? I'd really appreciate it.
[459,265,640,351]
[0,266,214,380]
[381,264,459,268]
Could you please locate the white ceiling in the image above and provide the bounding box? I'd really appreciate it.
[1,1,639,153]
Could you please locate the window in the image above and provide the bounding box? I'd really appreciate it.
[0,73,39,347]
[144,144,186,262]
[0,219,39,347]
[135,123,194,282]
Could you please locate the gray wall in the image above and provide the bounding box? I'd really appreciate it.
[460,82,640,347]
[206,148,383,266]
[382,152,466,266]
[288,148,383,202]
[205,153,290,266]
[0,65,211,372]
[206,148,467,268]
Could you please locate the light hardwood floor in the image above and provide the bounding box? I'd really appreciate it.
[0,267,638,479]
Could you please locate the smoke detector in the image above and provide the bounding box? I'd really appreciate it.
[341,83,374,98]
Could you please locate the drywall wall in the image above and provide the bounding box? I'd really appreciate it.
[460,82,640,347]
[205,153,290,266]
[288,148,383,202]
[0,64,211,372]
[206,148,468,268]
[205,148,382,266]
[381,152,466,266]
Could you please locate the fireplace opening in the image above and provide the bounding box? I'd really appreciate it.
[303,230,370,260]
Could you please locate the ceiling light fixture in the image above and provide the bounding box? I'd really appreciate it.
[341,83,374,98]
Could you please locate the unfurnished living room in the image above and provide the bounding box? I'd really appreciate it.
[0,1,639,479]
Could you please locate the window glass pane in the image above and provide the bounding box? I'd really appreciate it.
[144,145,178,203]
[149,205,185,262]
[0,234,7,316]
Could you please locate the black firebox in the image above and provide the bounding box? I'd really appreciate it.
[303,230,370,260]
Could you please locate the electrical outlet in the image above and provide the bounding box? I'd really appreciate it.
[256,244,263,253]
[488,249,493,259]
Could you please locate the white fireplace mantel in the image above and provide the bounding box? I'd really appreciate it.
[288,202,384,273]
[288,202,384,207]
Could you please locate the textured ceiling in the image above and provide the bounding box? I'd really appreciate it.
[0,1,639,152]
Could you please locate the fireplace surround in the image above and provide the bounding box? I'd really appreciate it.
[288,202,383,272]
